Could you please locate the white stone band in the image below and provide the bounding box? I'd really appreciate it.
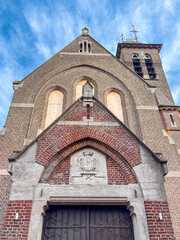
[166,171,180,178]
[0,169,9,175]
[11,103,34,108]
[136,106,159,110]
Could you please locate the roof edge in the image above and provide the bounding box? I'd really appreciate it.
[10,96,167,166]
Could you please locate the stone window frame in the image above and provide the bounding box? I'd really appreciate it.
[40,86,66,130]
[104,88,128,126]
[169,112,177,128]
[79,40,92,53]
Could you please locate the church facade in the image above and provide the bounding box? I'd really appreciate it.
[0,28,179,239]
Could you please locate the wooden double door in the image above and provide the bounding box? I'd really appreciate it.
[42,205,134,240]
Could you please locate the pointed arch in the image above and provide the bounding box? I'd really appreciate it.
[107,91,124,122]
[39,138,138,184]
[75,80,94,100]
[45,90,64,128]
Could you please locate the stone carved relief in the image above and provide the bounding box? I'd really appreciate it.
[69,148,108,185]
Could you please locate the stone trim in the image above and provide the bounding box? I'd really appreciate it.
[0,169,9,175]
[59,52,111,56]
[57,120,119,126]
[166,171,180,178]
[162,129,175,144]
[27,184,150,240]
[11,103,34,108]
[136,106,158,110]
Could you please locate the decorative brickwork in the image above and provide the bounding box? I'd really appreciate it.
[40,138,137,184]
[36,101,141,169]
[48,157,70,185]
[1,200,32,240]
[62,101,116,122]
[40,140,137,185]
[145,201,175,240]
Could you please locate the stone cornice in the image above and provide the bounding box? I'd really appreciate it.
[116,43,162,58]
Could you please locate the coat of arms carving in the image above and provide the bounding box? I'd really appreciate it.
[69,148,108,185]
[77,150,99,173]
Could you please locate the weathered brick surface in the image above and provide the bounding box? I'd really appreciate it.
[1,200,32,240]
[145,201,175,240]
[165,178,180,240]
[0,176,11,235]
[106,156,129,184]
[48,157,70,185]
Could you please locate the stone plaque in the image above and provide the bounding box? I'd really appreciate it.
[69,148,107,185]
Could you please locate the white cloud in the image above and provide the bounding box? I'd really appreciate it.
[172,86,180,105]
[23,3,77,58]
[161,24,180,73]
[0,35,25,129]
[164,0,175,14]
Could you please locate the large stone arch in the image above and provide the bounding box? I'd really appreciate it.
[27,64,142,140]
[39,138,138,184]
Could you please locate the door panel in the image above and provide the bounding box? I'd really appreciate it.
[89,206,134,240]
[42,205,134,240]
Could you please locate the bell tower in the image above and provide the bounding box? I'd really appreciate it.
[116,26,180,239]
[116,26,174,103]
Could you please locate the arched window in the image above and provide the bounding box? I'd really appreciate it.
[45,90,63,128]
[75,80,94,100]
[107,92,124,122]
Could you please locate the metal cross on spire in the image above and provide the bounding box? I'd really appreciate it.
[130,25,139,41]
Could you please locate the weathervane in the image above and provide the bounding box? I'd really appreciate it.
[130,25,139,42]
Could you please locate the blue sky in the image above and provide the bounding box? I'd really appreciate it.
[0,0,180,130]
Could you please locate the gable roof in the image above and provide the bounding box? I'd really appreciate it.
[13,31,152,89]
[9,96,167,166]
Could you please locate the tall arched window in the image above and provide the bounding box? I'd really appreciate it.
[75,80,94,100]
[107,91,124,122]
[45,90,63,128]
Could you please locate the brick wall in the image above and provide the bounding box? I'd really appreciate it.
[36,100,141,170]
[145,201,175,240]
[107,156,128,184]
[165,178,180,240]
[1,200,32,240]
[0,176,11,235]
[48,157,70,185]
